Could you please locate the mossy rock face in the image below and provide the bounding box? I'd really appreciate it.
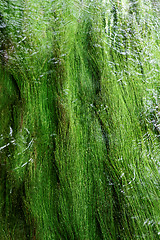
[0,0,160,239]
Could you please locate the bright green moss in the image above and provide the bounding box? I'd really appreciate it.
[0,0,160,239]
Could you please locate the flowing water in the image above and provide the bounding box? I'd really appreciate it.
[0,0,160,239]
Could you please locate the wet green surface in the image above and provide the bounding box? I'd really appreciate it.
[0,0,160,239]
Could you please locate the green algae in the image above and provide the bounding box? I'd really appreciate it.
[0,0,160,239]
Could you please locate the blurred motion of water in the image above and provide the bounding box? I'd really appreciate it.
[0,0,160,239]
